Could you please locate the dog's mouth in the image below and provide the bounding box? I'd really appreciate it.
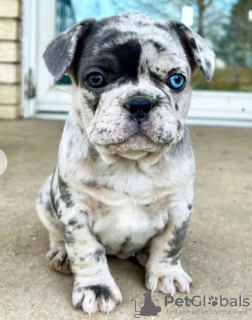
[89,113,181,160]
[118,132,154,147]
[94,132,165,160]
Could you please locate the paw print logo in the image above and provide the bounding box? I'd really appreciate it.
[208,296,218,307]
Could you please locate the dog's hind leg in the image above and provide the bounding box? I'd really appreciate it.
[45,233,71,274]
[36,173,71,274]
[136,244,150,267]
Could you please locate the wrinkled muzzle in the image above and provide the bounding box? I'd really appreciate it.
[86,83,185,159]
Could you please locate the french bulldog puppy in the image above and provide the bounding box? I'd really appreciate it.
[37,13,215,315]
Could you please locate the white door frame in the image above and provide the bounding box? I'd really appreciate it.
[22,0,252,127]
[22,0,37,117]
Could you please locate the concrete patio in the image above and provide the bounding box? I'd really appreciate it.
[0,119,251,320]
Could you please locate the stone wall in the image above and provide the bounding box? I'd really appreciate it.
[0,0,21,119]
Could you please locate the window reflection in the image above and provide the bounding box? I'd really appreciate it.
[56,0,252,92]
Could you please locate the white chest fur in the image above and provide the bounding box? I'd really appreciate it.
[90,195,169,255]
[61,129,195,255]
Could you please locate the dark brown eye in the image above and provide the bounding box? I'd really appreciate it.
[86,73,107,88]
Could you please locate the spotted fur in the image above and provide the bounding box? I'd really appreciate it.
[37,13,215,315]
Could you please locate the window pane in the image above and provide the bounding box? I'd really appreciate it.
[56,0,252,92]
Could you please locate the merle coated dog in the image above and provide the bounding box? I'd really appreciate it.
[37,13,215,315]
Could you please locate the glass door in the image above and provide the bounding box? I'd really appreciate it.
[34,0,252,125]
[36,0,71,116]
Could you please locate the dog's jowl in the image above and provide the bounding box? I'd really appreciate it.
[37,13,215,314]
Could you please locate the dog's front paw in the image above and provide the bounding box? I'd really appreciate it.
[145,264,192,295]
[72,275,122,314]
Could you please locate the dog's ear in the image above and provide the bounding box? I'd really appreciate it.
[169,20,215,81]
[43,19,95,80]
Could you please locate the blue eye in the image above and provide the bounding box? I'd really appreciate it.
[168,74,185,90]
[87,73,107,88]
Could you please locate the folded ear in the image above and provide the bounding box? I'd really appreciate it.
[169,20,215,81]
[43,19,95,80]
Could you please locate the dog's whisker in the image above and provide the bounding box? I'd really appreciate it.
[187,125,198,144]
[54,85,72,95]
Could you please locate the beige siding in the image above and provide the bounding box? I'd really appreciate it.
[0,0,22,119]
[0,0,20,18]
[0,42,21,62]
[0,63,21,83]
[0,84,21,104]
[0,105,20,119]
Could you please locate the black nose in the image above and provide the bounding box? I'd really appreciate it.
[124,97,153,121]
